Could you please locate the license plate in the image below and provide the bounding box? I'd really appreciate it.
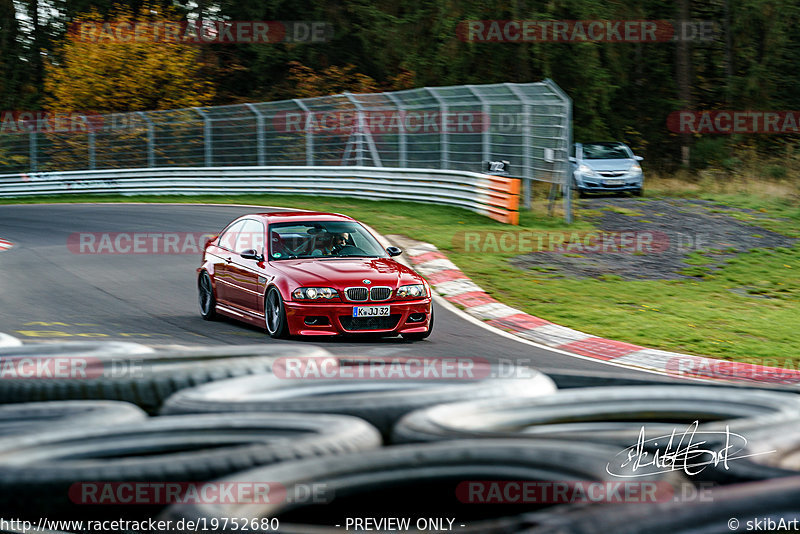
[353,306,390,317]
[605,179,624,185]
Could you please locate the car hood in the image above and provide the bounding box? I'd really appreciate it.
[583,159,635,171]
[271,257,424,289]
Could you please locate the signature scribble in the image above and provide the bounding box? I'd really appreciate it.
[606,421,775,478]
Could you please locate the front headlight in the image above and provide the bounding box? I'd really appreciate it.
[629,164,642,174]
[578,164,596,176]
[292,287,338,300]
[396,284,426,298]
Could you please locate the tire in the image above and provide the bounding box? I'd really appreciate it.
[570,179,585,198]
[519,476,800,534]
[631,187,643,197]
[265,286,288,338]
[0,413,381,520]
[392,385,800,448]
[695,422,800,484]
[0,344,330,413]
[401,307,434,341]
[0,400,147,437]
[160,439,680,532]
[160,359,557,438]
[198,270,217,320]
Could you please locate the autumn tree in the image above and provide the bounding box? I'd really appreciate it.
[44,3,215,113]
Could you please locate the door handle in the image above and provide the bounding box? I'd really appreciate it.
[225,257,232,263]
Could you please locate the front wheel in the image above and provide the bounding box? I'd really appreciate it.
[401,307,434,341]
[631,187,643,197]
[198,271,217,321]
[265,287,289,338]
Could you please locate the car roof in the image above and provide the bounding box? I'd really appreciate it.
[245,210,356,224]
[580,141,630,146]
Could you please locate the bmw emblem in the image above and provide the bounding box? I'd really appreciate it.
[363,279,372,284]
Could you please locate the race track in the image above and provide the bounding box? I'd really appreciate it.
[0,203,668,379]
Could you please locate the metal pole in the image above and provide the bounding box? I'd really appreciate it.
[505,83,533,209]
[193,107,212,167]
[543,79,573,224]
[137,112,155,168]
[466,85,490,166]
[343,92,382,167]
[293,99,313,166]
[385,92,406,168]
[426,88,448,169]
[245,103,266,166]
[29,125,37,172]
[86,115,96,170]
[356,110,364,166]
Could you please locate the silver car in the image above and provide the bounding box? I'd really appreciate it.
[570,141,644,196]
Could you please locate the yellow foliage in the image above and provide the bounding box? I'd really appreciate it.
[287,61,381,98]
[44,3,215,113]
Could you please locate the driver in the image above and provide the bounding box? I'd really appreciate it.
[311,232,350,256]
[329,232,349,253]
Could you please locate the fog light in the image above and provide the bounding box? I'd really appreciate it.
[408,313,426,323]
[304,316,330,326]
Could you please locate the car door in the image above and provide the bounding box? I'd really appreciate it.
[227,218,267,313]
[210,219,246,306]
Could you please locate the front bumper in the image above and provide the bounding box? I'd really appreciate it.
[575,173,643,192]
[284,299,432,336]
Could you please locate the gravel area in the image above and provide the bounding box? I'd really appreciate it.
[511,198,796,280]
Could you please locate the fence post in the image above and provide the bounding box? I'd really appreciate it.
[245,103,265,166]
[466,85,490,166]
[293,99,313,166]
[543,79,573,224]
[29,125,37,172]
[385,92,406,168]
[87,115,96,170]
[343,92,382,167]
[137,112,156,168]
[506,83,534,209]
[426,88,448,169]
[193,107,212,167]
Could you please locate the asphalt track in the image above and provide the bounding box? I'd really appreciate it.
[0,203,667,379]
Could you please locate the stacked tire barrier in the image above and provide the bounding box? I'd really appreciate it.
[1,337,800,533]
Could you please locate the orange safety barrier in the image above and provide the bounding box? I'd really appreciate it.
[485,176,521,225]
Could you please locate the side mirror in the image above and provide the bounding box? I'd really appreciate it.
[240,249,264,261]
[386,246,403,257]
[634,155,644,161]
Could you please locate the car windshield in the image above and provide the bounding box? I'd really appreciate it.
[268,220,386,260]
[582,143,633,160]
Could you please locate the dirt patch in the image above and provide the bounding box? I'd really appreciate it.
[511,198,796,280]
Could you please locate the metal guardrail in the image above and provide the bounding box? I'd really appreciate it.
[0,166,522,224]
[0,81,571,212]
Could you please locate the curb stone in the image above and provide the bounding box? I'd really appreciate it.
[387,235,800,387]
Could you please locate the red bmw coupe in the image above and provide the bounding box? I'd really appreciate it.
[197,211,433,340]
